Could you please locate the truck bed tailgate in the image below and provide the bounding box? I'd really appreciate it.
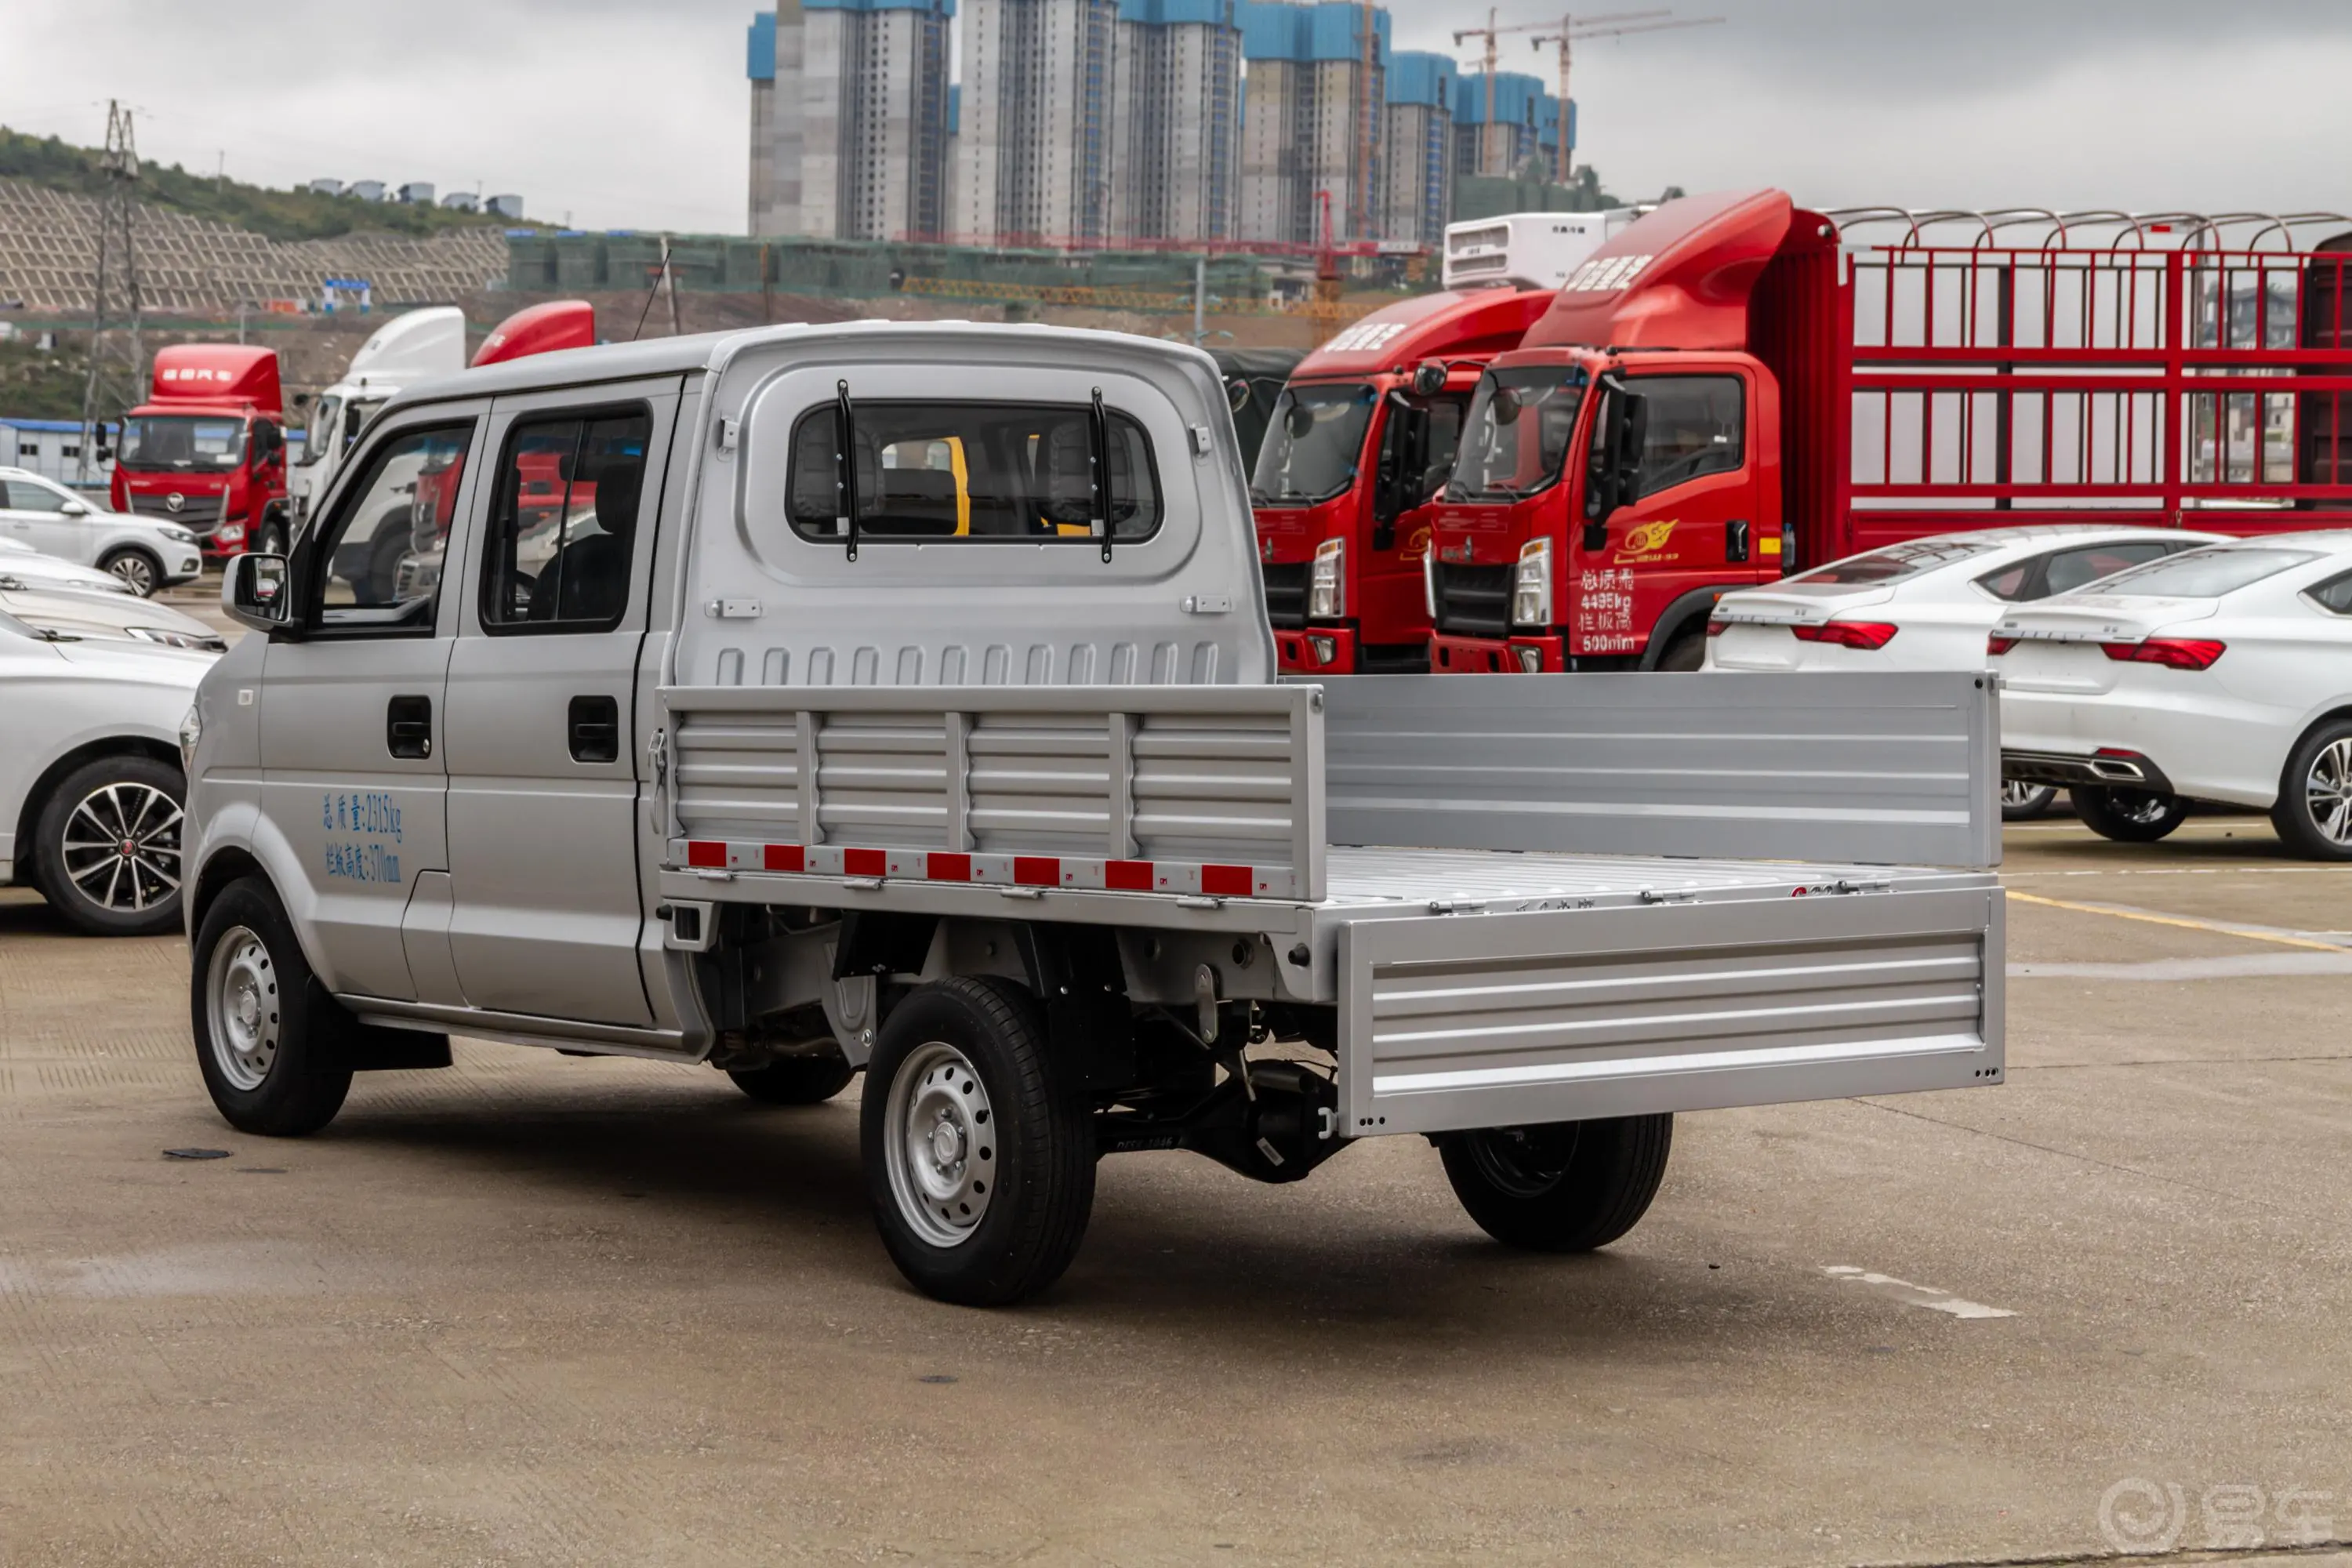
[1336,882,2001,1137]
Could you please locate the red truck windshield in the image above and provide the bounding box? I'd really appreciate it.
[1450,368,1586,501]
[118,416,245,472]
[1251,383,1376,506]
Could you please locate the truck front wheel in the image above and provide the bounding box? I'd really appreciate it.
[861,978,1094,1305]
[1439,1114,1672,1252]
[191,877,354,1137]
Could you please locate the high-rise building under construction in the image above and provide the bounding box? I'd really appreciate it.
[953,0,1120,245]
[1235,0,1389,245]
[1450,69,1566,182]
[747,0,955,241]
[1381,50,1456,246]
[1107,0,1242,244]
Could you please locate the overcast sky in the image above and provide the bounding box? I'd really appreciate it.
[5,1,2350,235]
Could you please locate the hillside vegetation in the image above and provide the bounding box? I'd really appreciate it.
[0,126,527,243]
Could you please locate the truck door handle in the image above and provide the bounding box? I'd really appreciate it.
[1726,518,1751,563]
[386,695,433,759]
[568,695,621,764]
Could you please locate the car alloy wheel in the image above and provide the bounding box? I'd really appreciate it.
[883,1040,999,1248]
[106,553,157,596]
[59,780,182,915]
[2304,737,2352,846]
[204,925,281,1091]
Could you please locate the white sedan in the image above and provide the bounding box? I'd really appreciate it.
[0,537,136,595]
[1704,524,2226,815]
[1993,532,2352,857]
[0,466,205,595]
[0,584,227,652]
[2,606,213,935]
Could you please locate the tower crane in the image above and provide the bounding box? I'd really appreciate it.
[1450,9,1722,180]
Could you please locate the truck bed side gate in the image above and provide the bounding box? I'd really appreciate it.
[1338,886,2003,1138]
[655,684,1328,904]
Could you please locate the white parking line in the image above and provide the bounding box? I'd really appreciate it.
[1822,1266,2016,1319]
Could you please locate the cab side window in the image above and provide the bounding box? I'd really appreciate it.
[1631,376,1744,499]
[307,422,475,635]
[481,407,653,633]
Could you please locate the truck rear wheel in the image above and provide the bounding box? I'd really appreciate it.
[191,877,353,1137]
[1439,1114,1672,1252]
[860,977,1094,1305]
[728,1051,857,1105]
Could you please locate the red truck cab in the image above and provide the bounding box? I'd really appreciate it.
[109,344,289,559]
[1251,288,1555,673]
[1427,190,1802,672]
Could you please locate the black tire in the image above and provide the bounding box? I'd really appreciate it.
[190,877,353,1136]
[729,1051,858,1105]
[361,525,408,606]
[860,977,1094,1306]
[255,514,289,557]
[98,547,161,597]
[1439,1114,1673,1252]
[2270,717,2352,861]
[1653,630,1707,671]
[2002,782,2059,822]
[2071,786,2190,844]
[30,753,185,936]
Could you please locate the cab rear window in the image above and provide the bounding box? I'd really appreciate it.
[786,400,1160,544]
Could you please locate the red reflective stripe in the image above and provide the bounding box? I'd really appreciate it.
[686,840,727,869]
[927,852,972,882]
[844,847,887,877]
[1014,856,1060,887]
[764,844,804,873]
[1105,859,1153,891]
[1201,864,1252,897]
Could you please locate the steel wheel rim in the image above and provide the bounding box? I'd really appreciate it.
[1465,1124,1580,1200]
[59,781,181,913]
[2307,738,2352,845]
[884,1040,997,1248]
[205,924,280,1091]
[108,554,154,595]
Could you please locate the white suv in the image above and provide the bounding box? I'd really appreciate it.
[0,467,205,596]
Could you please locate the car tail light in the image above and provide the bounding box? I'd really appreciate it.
[1791,620,1900,650]
[1706,618,1729,637]
[2101,638,2225,670]
[1987,634,2017,655]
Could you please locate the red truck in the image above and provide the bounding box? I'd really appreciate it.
[1250,289,1556,673]
[109,344,291,559]
[1424,187,2352,673]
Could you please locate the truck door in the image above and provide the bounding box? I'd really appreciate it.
[259,412,485,1000]
[437,383,677,1026]
[1575,372,1760,662]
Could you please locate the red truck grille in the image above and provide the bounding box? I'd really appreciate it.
[1261,562,1308,629]
[1432,563,1512,638]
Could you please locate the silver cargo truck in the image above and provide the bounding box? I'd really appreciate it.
[184,322,2005,1305]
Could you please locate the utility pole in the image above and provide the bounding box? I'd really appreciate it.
[1528,13,1725,187]
[78,100,143,486]
[1193,254,1207,347]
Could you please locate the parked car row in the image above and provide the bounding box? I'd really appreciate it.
[1708,523,2352,858]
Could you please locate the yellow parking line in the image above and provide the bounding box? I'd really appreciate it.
[2005,891,2350,953]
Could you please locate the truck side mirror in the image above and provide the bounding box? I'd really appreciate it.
[1283,403,1316,441]
[1227,378,1253,415]
[1411,361,1447,397]
[223,550,292,633]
